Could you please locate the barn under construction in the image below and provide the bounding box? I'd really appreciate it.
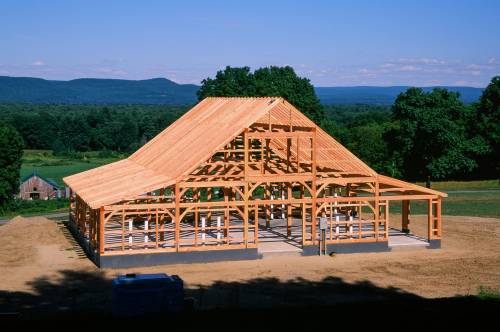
[64,97,446,268]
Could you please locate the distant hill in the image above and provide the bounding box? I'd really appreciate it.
[0,76,484,105]
[0,76,199,105]
[315,86,484,105]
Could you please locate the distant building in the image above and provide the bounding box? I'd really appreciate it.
[19,171,67,200]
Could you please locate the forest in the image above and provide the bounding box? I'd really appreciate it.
[0,68,498,190]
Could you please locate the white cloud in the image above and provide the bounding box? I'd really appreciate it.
[396,58,446,65]
[398,65,419,72]
[31,60,45,66]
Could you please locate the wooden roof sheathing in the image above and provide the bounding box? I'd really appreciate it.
[64,97,444,209]
[260,99,377,176]
[65,98,281,208]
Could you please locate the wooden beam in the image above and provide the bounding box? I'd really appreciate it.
[402,200,410,233]
[99,206,105,254]
[175,183,180,251]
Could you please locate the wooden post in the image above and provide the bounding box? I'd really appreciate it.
[374,179,380,241]
[244,184,249,247]
[224,187,229,240]
[194,189,199,247]
[175,183,180,251]
[254,205,259,244]
[296,137,300,173]
[287,184,292,238]
[244,129,249,247]
[155,208,159,248]
[207,187,212,226]
[311,128,317,245]
[402,200,410,233]
[302,203,306,245]
[427,198,433,241]
[385,200,389,239]
[265,183,271,228]
[159,188,165,242]
[69,188,73,222]
[286,138,291,173]
[99,206,105,254]
[436,197,442,238]
[121,208,125,251]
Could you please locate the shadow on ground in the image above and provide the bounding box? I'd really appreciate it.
[1,269,499,327]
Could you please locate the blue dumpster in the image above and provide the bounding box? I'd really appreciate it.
[112,273,184,316]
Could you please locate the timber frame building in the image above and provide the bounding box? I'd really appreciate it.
[64,97,446,268]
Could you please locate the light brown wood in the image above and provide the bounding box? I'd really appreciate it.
[64,97,446,256]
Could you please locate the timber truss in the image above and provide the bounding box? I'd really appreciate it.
[66,97,446,258]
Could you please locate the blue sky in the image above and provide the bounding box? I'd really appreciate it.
[1,0,499,87]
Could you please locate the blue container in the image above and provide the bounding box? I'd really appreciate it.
[112,273,184,316]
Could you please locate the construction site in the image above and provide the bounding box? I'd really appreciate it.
[63,97,447,268]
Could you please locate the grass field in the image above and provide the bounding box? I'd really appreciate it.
[6,150,500,219]
[389,191,500,218]
[20,150,125,185]
[417,179,500,190]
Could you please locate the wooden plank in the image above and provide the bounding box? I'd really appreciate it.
[99,206,105,254]
[175,183,180,251]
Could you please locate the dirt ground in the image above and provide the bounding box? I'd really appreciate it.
[1,214,499,316]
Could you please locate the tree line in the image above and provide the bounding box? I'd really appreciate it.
[0,104,186,155]
[0,66,499,210]
[198,66,499,183]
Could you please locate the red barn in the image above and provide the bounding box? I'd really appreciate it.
[19,171,66,200]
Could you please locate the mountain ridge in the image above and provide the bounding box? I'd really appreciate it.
[0,76,484,105]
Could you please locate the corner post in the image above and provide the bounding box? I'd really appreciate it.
[311,127,318,245]
[427,198,433,241]
[175,183,180,251]
[243,128,249,247]
[374,179,380,240]
[99,206,105,254]
[402,200,410,233]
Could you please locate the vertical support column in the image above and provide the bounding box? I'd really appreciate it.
[244,183,249,247]
[155,208,159,248]
[175,183,180,251]
[265,138,270,174]
[296,136,300,173]
[207,187,212,226]
[224,187,229,240]
[194,189,199,247]
[427,198,433,241]
[286,137,291,173]
[311,128,318,245]
[385,200,389,239]
[243,129,249,248]
[69,188,73,222]
[159,188,165,242]
[436,197,442,238]
[260,138,264,174]
[301,203,306,245]
[99,206,105,254]
[121,208,125,251]
[374,179,380,241]
[287,184,292,238]
[265,183,271,228]
[254,205,259,244]
[402,200,410,234]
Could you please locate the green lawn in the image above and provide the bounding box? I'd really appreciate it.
[20,150,125,186]
[389,191,500,218]
[8,151,500,219]
[417,179,500,191]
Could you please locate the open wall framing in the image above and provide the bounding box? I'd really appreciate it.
[64,97,446,267]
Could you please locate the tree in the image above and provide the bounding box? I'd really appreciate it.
[386,88,480,182]
[0,121,24,209]
[476,76,500,179]
[197,66,325,123]
[197,66,256,98]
